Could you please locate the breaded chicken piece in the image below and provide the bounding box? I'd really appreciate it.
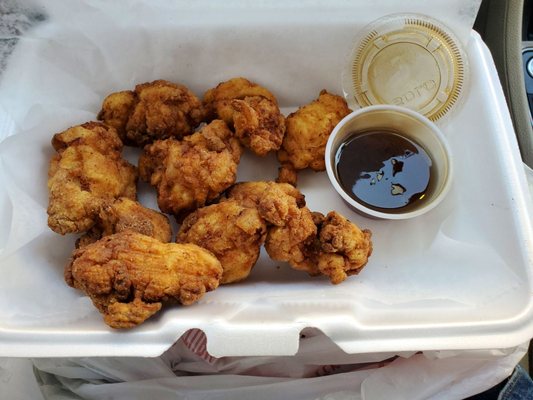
[97,90,136,141]
[204,78,285,156]
[232,96,286,156]
[47,122,137,235]
[225,182,322,278]
[224,181,305,227]
[266,211,372,284]
[276,163,298,186]
[139,120,242,219]
[65,231,222,329]
[177,201,267,284]
[315,211,373,284]
[278,90,351,172]
[98,80,206,146]
[77,197,172,247]
[264,206,318,273]
[229,181,372,284]
[203,77,278,122]
[51,121,123,153]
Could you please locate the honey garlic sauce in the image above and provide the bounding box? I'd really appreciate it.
[335,131,432,210]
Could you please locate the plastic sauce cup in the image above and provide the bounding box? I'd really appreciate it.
[325,105,453,220]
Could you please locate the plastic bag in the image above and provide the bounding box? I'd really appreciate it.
[3,331,523,400]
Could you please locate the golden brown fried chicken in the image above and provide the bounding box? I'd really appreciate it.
[65,231,222,329]
[278,90,351,173]
[264,206,318,273]
[315,211,373,284]
[98,80,207,146]
[204,78,285,156]
[276,163,298,186]
[266,211,372,284]
[97,90,136,140]
[231,96,285,156]
[51,121,123,153]
[177,201,267,284]
[47,122,137,235]
[225,181,305,226]
[75,228,103,249]
[204,77,278,121]
[139,120,242,219]
[77,197,172,247]
[225,182,325,279]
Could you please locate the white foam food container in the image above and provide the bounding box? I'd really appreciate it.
[0,1,531,357]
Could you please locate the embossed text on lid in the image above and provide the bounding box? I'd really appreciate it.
[343,14,468,122]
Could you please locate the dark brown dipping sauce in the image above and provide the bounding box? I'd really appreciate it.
[335,131,432,210]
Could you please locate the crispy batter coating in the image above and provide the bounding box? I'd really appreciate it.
[315,211,373,284]
[65,231,222,329]
[97,90,136,141]
[47,122,137,235]
[77,197,172,247]
[264,206,318,273]
[225,182,343,280]
[276,163,298,186]
[204,77,278,121]
[231,96,285,156]
[225,181,306,226]
[204,78,285,156]
[225,181,340,281]
[51,121,123,153]
[98,80,207,146]
[139,120,242,219]
[75,227,102,249]
[266,211,372,284]
[278,90,351,171]
[177,201,267,284]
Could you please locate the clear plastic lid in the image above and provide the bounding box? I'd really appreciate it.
[343,14,468,123]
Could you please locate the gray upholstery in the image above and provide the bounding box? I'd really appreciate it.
[475,0,533,167]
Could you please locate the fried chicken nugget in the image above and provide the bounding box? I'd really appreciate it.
[47,122,137,235]
[225,181,306,226]
[264,206,318,274]
[225,181,320,277]
[97,90,136,141]
[276,163,298,186]
[278,90,351,175]
[98,80,207,146]
[51,120,123,153]
[177,201,267,284]
[204,78,285,156]
[204,77,278,121]
[77,197,172,248]
[315,211,373,284]
[266,211,372,284]
[65,231,222,329]
[223,181,372,284]
[232,96,286,156]
[139,120,242,219]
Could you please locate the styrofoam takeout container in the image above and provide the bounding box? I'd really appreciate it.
[0,1,531,357]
